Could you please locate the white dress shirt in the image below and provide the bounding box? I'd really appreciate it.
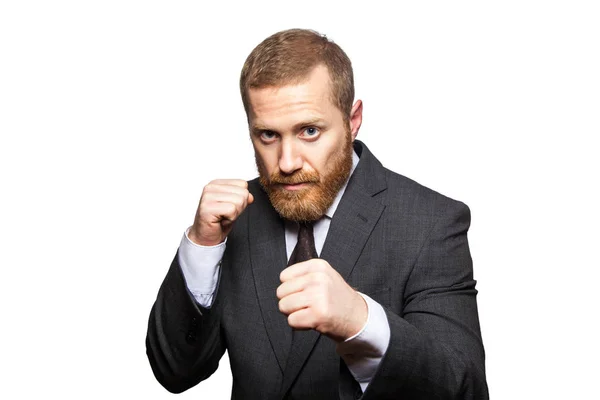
[177,150,390,393]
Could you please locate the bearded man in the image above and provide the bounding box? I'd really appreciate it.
[146,29,488,399]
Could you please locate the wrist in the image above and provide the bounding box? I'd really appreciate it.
[342,292,368,341]
[187,227,223,247]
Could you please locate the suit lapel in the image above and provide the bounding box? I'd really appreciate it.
[280,141,387,397]
[248,183,291,373]
[322,141,388,281]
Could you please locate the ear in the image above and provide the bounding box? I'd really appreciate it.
[348,100,363,141]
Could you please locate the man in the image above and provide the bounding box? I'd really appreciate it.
[146,28,488,399]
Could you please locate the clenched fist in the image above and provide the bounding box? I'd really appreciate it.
[276,259,368,343]
[189,179,254,246]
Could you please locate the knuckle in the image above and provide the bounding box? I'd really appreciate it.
[227,202,237,215]
[235,196,245,207]
[312,308,324,325]
[314,271,327,284]
[316,298,330,317]
[200,192,213,204]
[320,305,330,323]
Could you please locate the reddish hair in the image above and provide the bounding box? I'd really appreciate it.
[240,28,354,122]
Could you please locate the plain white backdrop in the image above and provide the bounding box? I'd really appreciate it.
[1,1,598,398]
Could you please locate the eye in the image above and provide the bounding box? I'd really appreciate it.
[300,127,320,139]
[259,130,278,142]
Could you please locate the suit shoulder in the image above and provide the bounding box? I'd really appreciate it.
[383,168,470,217]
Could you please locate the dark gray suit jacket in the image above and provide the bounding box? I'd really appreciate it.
[146,141,488,399]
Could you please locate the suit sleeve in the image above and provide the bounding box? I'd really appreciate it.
[362,201,489,399]
[146,251,226,393]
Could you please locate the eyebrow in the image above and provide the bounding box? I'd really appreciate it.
[251,117,326,134]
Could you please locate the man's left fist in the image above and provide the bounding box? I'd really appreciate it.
[276,258,368,343]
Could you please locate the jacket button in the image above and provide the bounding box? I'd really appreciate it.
[186,332,196,344]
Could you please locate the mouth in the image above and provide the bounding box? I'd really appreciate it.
[278,182,312,191]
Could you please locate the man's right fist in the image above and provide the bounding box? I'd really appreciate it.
[189,179,254,246]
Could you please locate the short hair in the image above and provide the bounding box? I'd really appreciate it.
[240,28,355,123]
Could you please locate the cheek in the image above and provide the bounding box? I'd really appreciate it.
[304,157,325,176]
[308,143,339,174]
[255,148,278,175]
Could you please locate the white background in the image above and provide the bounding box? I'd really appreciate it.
[1,1,598,398]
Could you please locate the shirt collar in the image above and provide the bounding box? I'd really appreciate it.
[324,149,360,219]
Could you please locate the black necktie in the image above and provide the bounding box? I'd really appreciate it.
[285,222,318,370]
[288,222,318,266]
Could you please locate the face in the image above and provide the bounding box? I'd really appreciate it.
[248,65,363,222]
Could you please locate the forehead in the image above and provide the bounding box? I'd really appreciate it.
[247,65,340,127]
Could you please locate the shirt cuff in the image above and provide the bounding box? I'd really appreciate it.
[336,293,390,392]
[177,227,226,307]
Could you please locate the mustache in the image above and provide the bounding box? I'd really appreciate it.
[269,170,320,185]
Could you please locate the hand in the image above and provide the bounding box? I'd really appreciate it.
[189,179,254,246]
[276,259,368,343]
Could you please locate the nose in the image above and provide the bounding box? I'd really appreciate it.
[278,139,303,175]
